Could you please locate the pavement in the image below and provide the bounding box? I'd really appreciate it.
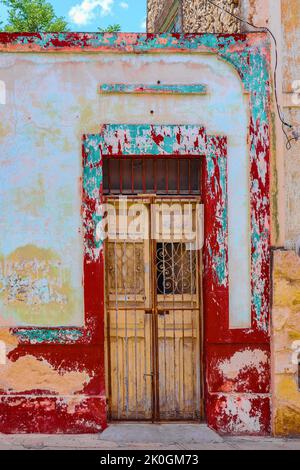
[0,424,299,450]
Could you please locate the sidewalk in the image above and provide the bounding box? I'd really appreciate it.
[0,424,300,450]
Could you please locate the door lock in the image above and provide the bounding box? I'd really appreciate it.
[145,308,153,315]
[157,310,170,316]
[145,308,170,315]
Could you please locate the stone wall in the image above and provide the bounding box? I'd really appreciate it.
[182,0,240,33]
[147,0,241,33]
[147,0,165,33]
[273,250,300,436]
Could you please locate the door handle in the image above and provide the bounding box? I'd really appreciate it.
[145,308,170,316]
[145,308,153,315]
[157,309,170,316]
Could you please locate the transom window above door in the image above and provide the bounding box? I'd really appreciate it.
[103,156,202,196]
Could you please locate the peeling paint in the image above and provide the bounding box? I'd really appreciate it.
[99,83,207,94]
[219,349,269,381]
[216,396,263,434]
[12,328,84,345]
[0,246,81,327]
[0,32,271,435]
[0,396,105,433]
[0,355,91,395]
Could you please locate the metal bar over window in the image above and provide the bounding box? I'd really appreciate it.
[103,156,202,196]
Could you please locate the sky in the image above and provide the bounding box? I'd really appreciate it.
[1,0,147,32]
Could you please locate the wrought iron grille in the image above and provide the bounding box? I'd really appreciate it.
[156,242,197,295]
[103,156,202,196]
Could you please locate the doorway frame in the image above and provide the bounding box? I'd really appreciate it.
[104,195,203,422]
[82,124,230,426]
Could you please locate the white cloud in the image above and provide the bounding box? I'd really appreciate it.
[119,1,128,8]
[69,0,114,26]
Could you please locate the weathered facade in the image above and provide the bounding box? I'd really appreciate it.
[148,0,300,438]
[0,32,273,435]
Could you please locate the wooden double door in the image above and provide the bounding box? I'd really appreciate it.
[105,198,202,421]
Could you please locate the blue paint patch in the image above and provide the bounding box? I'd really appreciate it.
[13,328,84,344]
[99,83,207,95]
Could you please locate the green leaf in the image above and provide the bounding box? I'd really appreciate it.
[98,24,121,33]
[1,0,70,32]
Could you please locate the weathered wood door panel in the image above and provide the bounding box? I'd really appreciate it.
[106,198,201,421]
[158,310,200,420]
[109,310,153,420]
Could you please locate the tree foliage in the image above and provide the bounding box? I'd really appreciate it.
[98,24,121,33]
[1,0,69,32]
